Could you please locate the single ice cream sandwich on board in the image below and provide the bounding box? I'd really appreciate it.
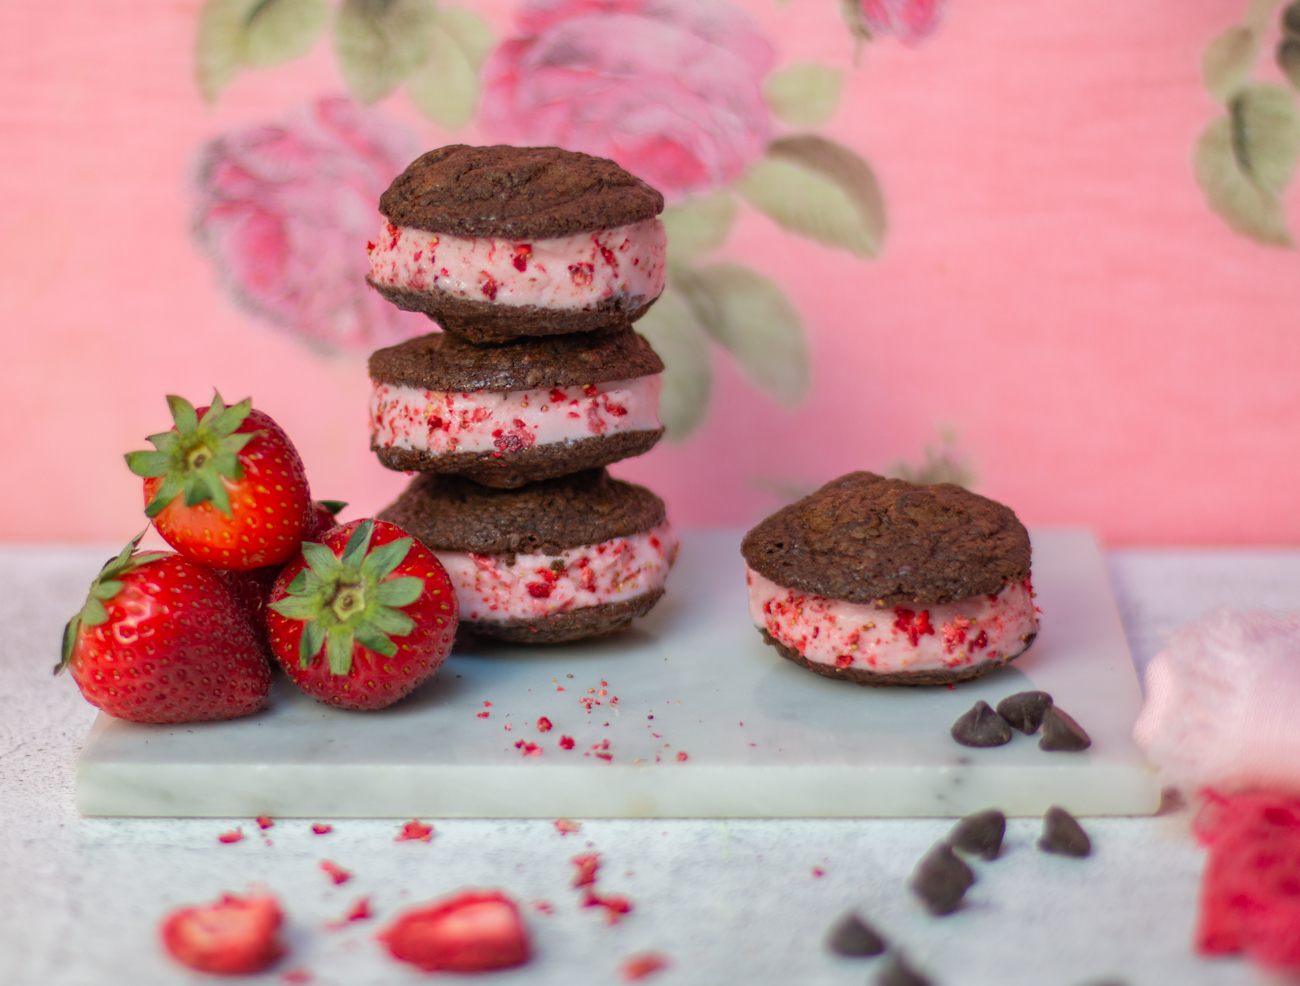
[378,469,677,644]
[366,144,666,344]
[368,327,665,488]
[741,472,1039,686]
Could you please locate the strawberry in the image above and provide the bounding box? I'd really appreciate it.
[267,519,457,711]
[220,500,348,654]
[57,534,271,723]
[160,890,285,974]
[378,889,530,972]
[125,393,312,571]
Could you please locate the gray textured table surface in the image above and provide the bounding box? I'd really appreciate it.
[4,542,1299,986]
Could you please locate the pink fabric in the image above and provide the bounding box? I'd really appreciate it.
[1134,611,1300,797]
[194,97,426,351]
[859,0,947,44]
[480,0,773,199]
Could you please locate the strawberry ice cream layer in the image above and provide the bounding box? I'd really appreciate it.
[370,376,662,455]
[747,568,1040,674]
[367,218,667,311]
[434,524,678,624]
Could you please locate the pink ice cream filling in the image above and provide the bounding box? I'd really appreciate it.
[746,567,1040,674]
[366,218,666,311]
[435,524,678,624]
[370,376,663,456]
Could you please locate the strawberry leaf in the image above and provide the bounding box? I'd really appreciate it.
[211,452,241,479]
[300,620,327,667]
[361,537,412,582]
[326,629,354,675]
[319,500,348,515]
[124,450,170,477]
[370,605,415,637]
[340,519,374,570]
[374,575,422,607]
[167,395,199,433]
[302,540,344,579]
[81,597,109,627]
[354,623,397,656]
[145,473,186,517]
[269,594,321,620]
[91,579,124,600]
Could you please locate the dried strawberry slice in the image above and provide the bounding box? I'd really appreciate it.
[378,889,529,972]
[160,891,284,975]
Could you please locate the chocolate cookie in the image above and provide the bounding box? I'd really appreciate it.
[742,472,1038,686]
[379,145,663,239]
[378,471,675,645]
[368,145,666,342]
[369,330,665,488]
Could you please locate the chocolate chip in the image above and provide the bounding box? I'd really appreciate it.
[875,952,934,986]
[826,911,886,956]
[909,842,974,915]
[1038,805,1091,857]
[947,808,1006,860]
[995,690,1053,733]
[950,700,1012,747]
[1038,706,1091,751]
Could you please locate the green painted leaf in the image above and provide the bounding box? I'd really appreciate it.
[660,193,736,264]
[406,19,479,127]
[242,0,328,68]
[1280,38,1300,91]
[196,0,247,102]
[374,575,423,607]
[675,264,808,407]
[764,64,843,127]
[1194,116,1293,246]
[436,7,494,68]
[633,286,712,440]
[334,0,437,104]
[738,136,886,258]
[1202,25,1257,103]
[1231,84,1300,195]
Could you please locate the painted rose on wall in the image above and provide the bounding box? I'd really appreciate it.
[193,97,426,351]
[480,0,774,200]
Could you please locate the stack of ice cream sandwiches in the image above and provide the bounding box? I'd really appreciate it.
[365,145,678,643]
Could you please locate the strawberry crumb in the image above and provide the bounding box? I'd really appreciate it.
[484,701,492,707]
[514,740,542,757]
[811,867,825,878]
[622,952,670,981]
[281,968,313,984]
[311,823,333,835]
[218,829,244,844]
[676,751,689,762]
[256,815,274,830]
[559,735,575,749]
[396,819,434,842]
[585,891,633,923]
[477,711,490,718]
[596,752,613,762]
[572,853,601,888]
[531,900,554,914]
[504,723,513,730]
[537,716,554,732]
[555,818,581,835]
[320,860,351,885]
[327,896,372,928]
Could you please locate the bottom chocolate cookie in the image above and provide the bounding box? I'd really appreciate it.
[759,629,1036,687]
[460,589,665,644]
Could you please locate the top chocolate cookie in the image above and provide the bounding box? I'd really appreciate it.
[379,145,664,239]
[741,472,1031,607]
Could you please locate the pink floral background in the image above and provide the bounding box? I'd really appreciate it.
[3,0,1300,546]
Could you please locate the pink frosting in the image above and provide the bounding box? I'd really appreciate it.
[366,218,666,311]
[370,376,662,456]
[746,567,1039,674]
[1134,610,1300,796]
[434,524,678,623]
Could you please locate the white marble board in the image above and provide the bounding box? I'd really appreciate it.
[76,528,1159,819]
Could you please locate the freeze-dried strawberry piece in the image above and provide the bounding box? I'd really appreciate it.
[676,751,689,762]
[379,889,530,972]
[311,823,333,835]
[256,815,274,830]
[281,968,312,983]
[328,897,372,929]
[1195,790,1300,969]
[572,853,601,888]
[161,891,285,974]
[537,716,554,732]
[320,860,351,885]
[396,819,434,842]
[622,952,670,980]
[584,891,633,924]
[218,829,244,844]
[555,818,581,835]
[559,735,575,750]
